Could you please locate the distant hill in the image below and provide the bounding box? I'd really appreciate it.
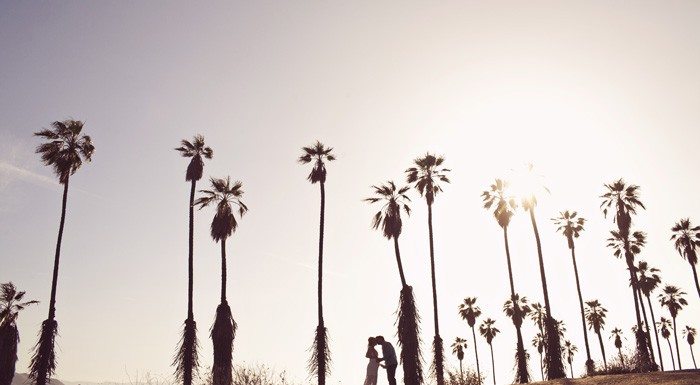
[12,374,65,385]
[531,370,700,385]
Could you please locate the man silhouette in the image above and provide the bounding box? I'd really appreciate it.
[375,336,397,385]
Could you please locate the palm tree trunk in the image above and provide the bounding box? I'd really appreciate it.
[624,248,653,370]
[426,203,444,385]
[502,227,529,383]
[569,361,573,378]
[690,262,700,300]
[316,181,327,385]
[528,208,565,379]
[188,180,196,319]
[667,339,676,370]
[596,331,607,370]
[570,244,593,373]
[393,237,407,288]
[220,239,227,303]
[489,343,496,385]
[539,352,544,380]
[619,349,625,368]
[178,179,198,385]
[672,317,682,370]
[48,178,69,323]
[646,295,664,371]
[459,359,463,380]
[471,326,481,383]
[690,345,697,369]
[637,288,656,366]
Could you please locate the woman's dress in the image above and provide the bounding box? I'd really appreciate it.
[364,348,380,385]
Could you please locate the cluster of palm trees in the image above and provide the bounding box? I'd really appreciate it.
[1,124,699,385]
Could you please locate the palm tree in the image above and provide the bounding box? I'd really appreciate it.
[610,328,626,368]
[503,294,533,383]
[670,219,700,299]
[552,210,593,374]
[636,261,664,370]
[600,179,653,371]
[584,300,608,370]
[658,285,687,370]
[30,120,94,385]
[562,341,578,378]
[174,135,212,385]
[0,283,39,385]
[365,181,422,385]
[519,165,565,380]
[682,326,697,369]
[195,177,248,385]
[458,297,482,383]
[406,153,450,385]
[451,337,467,380]
[658,318,676,370]
[481,179,529,383]
[532,333,545,381]
[530,303,546,335]
[299,141,335,385]
[479,318,500,385]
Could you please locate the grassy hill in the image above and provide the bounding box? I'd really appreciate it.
[530,370,700,385]
[11,374,65,385]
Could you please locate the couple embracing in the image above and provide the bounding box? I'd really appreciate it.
[363,336,397,385]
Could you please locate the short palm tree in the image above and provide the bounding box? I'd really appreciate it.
[658,285,687,370]
[670,219,700,299]
[562,341,578,378]
[658,318,676,370]
[503,294,533,383]
[482,179,529,383]
[479,318,500,385]
[406,153,450,385]
[519,165,565,380]
[0,283,39,385]
[610,328,626,368]
[552,210,593,374]
[451,337,467,380]
[584,300,608,370]
[682,326,697,369]
[365,181,422,385]
[195,177,248,385]
[601,179,653,371]
[636,261,664,370]
[30,120,94,385]
[174,135,212,385]
[458,297,482,383]
[299,141,335,385]
[532,333,545,381]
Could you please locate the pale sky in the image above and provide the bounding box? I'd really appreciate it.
[1,1,699,384]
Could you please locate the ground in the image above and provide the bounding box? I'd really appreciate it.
[530,370,700,385]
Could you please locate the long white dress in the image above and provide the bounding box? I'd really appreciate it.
[364,347,380,385]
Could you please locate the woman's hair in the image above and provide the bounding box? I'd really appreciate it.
[368,337,376,346]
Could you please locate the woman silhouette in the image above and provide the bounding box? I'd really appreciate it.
[364,337,382,385]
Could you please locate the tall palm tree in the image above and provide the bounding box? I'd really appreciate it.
[682,326,697,369]
[658,285,687,370]
[670,219,700,299]
[562,341,578,378]
[584,300,608,370]
[451,337,467,380]
[195,177,248,385]
[174,135,212,385]
[479,318,500,385]
[458,297,482,383]
[635,261,664,370]
[532,333,545,381]
[658,318,676,370]
[0,283,39,385]
[503,294,533,383]
[299,141,335,385]
[406,153,450,385]
[30,120,94,385]
[519,165,565,379]
[365,181,422,385]
[481,179,530,383]
[552,210,593,374]
[601,179,653,371]
[610,328,626,368]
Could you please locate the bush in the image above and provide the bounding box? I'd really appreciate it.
[445,368,484,385]
[197,365,298,385]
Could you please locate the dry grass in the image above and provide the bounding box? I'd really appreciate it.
[529,370,700,385]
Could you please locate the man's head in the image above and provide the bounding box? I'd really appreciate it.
[375,335,385,345]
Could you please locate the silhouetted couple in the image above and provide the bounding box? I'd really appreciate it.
[364,336,397,385]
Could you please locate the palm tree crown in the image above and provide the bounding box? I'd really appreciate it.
[298,141,335,184]
[503,294,531,329]
[479,319,500,345]
[481,179,517,228]
[658,286,687,318]
[364,182,411,240]
[658,318,673,340]
[563,341,577,362]
[610,328,624,349]
[636,261,661,297]
[584,300,607,333]
[600,179,645,233]
[451,337,467,360]
[35,120,95,184]
[671,219,700,266]
[175,135,213,182]
[194,177,248,241]
[552,211,585,249]
[684,326,696,346]
[0,283,38,327]
[458,297,482,328]
[529,302,546,331]
[606,230,646,259]
[405,153,450,205]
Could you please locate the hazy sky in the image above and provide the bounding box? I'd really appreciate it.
[1,1,700,384]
